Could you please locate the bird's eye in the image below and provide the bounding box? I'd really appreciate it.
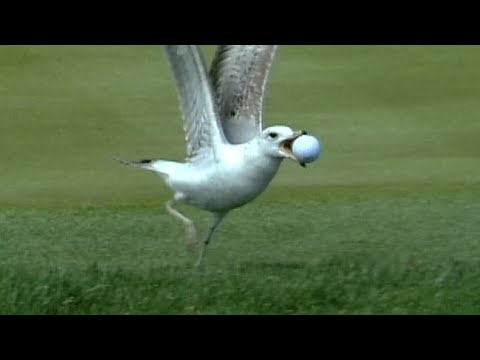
[268,132,278,139]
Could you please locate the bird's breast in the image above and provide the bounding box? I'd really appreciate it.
[177,149,282,212]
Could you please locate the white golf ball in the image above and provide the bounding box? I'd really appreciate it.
[292,135,322,163]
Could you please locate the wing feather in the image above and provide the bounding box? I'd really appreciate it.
[165,45,228,161]
[209,45,278,144]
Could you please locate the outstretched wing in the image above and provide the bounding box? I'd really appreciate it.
[209,45,278,144]
[165,45,228,162]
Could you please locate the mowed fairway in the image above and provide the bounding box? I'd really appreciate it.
[1,45,480,314]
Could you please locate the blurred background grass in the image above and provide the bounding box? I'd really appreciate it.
[1,45,479,208]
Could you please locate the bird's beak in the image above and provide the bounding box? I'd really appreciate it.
[279,130,308,167]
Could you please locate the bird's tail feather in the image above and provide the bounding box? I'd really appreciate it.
[113,157,179,176]
[113,156,157,170]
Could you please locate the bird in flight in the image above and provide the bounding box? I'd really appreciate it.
[115,45,310,267]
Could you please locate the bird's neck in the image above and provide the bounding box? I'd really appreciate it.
[242,143,283,184]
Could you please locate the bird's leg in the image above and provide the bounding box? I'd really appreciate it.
[165,199,198,252]
[195,212,227,269]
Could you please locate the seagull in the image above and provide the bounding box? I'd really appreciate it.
[115,45,308,267]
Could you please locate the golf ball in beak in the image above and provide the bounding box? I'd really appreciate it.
[292,134,322,163]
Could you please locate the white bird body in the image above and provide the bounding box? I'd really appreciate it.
[115,45,311,267]
[149,141,283,213]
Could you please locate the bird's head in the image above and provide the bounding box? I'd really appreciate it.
[258,126,307,167]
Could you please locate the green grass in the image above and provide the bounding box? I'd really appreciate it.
[1,195,480,314]
[1,45,479,313]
